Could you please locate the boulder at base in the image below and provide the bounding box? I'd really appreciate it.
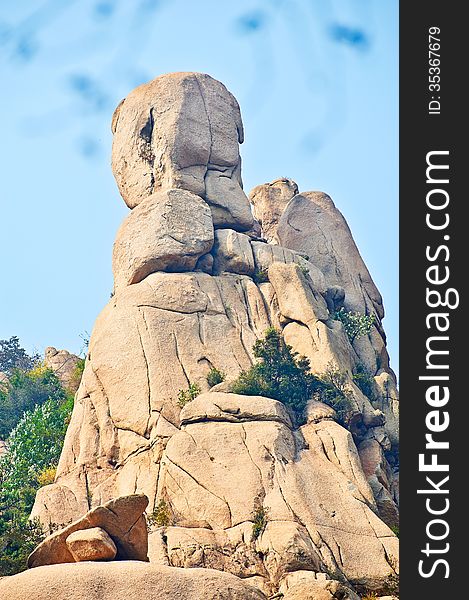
[0,561,267,600]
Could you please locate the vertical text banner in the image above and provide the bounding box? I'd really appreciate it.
[400,2,464,598]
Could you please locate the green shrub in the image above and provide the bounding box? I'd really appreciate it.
[333,307,375,343]
[0,518,45,576]
[0,394,73,575]
[315,363,354,425]
[147,499,172,530]
[352,364,376,400]
[252,268,269,284]
[207,368,225,388]
[0,367,66,438]
[177,383,201,408]
[0,336,40,376]
[251,504,269,541]
[231,327,318,417]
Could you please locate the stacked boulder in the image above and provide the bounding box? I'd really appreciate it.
[3,73,399,599]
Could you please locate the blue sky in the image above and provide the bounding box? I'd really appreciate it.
[0,0,398,375]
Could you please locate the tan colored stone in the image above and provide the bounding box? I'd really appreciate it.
[268,262,329,324]
[305,400,337,424]
[180,392,292,427]
[28,495,148,568]
[112,189,213,291]
[212,229,255,275]
[275,190,384,319]
[0,562,267,600]
[66,527,117,562]
[112,72,254,231]
[249,178,299,243]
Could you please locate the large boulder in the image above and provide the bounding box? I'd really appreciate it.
[66,527,117,562]
[28,495,148,568]
[249,178,299,243]
[111,72,255,231]
[0,562,267,600]
[112,189,214,291]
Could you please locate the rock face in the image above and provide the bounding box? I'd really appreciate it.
[28,73,398,598]
[0,562,267,600]
[111,72,254,231]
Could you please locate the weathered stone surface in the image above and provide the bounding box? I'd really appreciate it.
[0,562,267,600]
[66,527,117,562]
[249,178,299,243]
[154,393,397,591]
[112,72,254,231]
[180,392,292,427]
[268,262,329,324]
[45,347,81,393]
[358,439,399,528]
[28,495,148,568]
[280,572,360,600]
[31,272,272,529]
[305,400,337,424]
[112,189,214,291]
[251,241,327,294]
[212,229,255,275]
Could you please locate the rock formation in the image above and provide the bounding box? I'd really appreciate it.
[4,72,399,599]
[44,346,82,393]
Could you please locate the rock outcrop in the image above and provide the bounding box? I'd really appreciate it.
[21,72,399,598]
[44,347,82,393]
[28,495,148,568]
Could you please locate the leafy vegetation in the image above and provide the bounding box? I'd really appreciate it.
[0,336,40,376]
[251,503,269,541]
[0,364,67,439]
[352,363,376,400]
[147,499,172,530]
[333,307,375,343]
[314,363,354,425]
[177,383,201,408]
[252,268,269,284]
[0,338,74,576]
[231,327,317,418]
[207,367,225,388]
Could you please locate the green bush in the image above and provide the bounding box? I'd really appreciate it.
[0,518,45,577]
[0,367,67,438]
[0,336,40,376]
[315,363,354,425]
[207,368,225,388]
[333,307,375,343]
[0,394,73,575]
[252,268,269,284]
[352,363,376,400]
[147,499,172,530]
[177,383,201,408]
[231,327,318,417]
[251,504,269,541]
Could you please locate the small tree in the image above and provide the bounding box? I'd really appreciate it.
[0,367,66,438]
[207,368,225,388]
[231,328,318,416]
[0,337,40,376]
[0,394,73,575]
[177,383,201,408]
[333,308,375,343]
[315,363,354,424]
